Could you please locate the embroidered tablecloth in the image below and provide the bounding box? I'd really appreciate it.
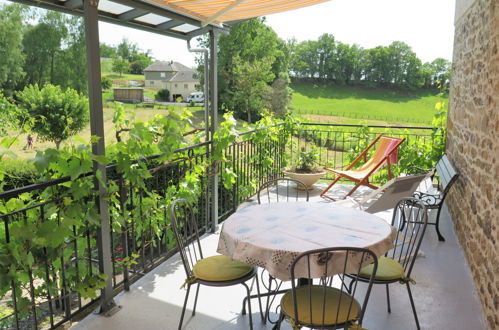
[217,202,396,281]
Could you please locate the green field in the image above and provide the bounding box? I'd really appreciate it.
[290,83,447,125]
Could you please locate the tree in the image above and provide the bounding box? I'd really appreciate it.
[16,84,88,149]
[48,15,87,93]
[112,58,129,77]
[100,42,117,58]
[129,54,153,74]
[0,4,25,94]
[217,18,291,121]
[22,12,68,86]
[231,56,275,123]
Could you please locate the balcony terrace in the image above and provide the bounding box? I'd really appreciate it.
[71,184,486,330]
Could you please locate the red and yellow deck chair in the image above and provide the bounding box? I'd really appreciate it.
[321,134,405,201]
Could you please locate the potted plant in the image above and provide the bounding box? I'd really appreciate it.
[283,146,326,190]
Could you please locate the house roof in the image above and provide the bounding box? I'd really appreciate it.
[144,61,194,72]
[169,71,198,82]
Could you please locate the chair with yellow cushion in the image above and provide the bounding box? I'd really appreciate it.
[345,197,428,330]
[276,247,378,330]
[170,199,263,330]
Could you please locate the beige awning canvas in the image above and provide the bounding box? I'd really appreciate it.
[147,0,330,26]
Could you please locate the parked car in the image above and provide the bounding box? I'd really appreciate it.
[129,80,142,87]
[186,92,204,103]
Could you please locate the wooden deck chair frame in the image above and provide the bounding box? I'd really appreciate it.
[321,134,405,201]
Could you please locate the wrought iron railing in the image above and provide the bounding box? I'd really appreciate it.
[0,123,440,329]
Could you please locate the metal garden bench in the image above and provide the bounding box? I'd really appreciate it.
[413,154,459,241]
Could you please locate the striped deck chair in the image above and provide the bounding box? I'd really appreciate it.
[321,134,405,201]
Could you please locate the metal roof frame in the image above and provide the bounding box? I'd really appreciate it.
[10,0,229,40]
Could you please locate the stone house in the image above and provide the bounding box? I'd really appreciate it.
[144,61,199,101]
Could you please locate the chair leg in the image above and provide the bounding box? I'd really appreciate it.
[386,284,391,313]
[242,282,254,330]
[192,284,200,316]
[272,312,285,330]
[348,277,356,294]
[344,180,364,199]
[254,272,264,322]
[178,284,191,330]
[435,208,446,242]
[320,175,342,199]
[406,282,420,330]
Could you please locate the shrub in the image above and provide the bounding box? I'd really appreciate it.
[16,84,89,149]
[101,76,112,90]
[155,88,170,102]
[0,158,39,191]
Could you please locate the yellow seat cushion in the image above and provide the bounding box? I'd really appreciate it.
[359,256,405,281]
[192,255,253,282]
[281,286,359,327]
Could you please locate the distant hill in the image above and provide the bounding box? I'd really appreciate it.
[290,82,448,125]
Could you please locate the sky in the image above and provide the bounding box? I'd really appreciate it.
[2,0,456,67]
[96,0,456,67]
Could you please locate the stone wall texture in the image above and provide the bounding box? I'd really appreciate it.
[447,0,498,328]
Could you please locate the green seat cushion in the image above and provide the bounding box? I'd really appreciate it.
[192,255,253,282]
[359,256,405,281]
[281,286,359,327]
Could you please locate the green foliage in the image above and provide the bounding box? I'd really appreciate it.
[0,4,25,94]
[129,54,153,75]
[20,12,87,93]
[0,158,39,191]
[101,76,112,90]
[112,58,129,77]
[100,42,117,58]
[295,146,320,172]
[289,33,447,91]
[16,84,89,149]
[155,88,170,102]
[0,93,19,135]
[217,18,291,121]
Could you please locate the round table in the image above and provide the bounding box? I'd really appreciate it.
[217,202,396,281]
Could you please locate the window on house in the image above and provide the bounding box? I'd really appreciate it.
[184,84,188,89]
[175,84,178,88]
[150,81,154,86]
[160,72,166,78]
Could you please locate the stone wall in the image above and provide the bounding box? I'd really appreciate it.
[447,0,498,328]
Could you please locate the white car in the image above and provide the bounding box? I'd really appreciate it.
[186,92,204,103]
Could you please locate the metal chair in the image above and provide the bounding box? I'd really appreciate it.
[345,197,428,330]
[257,177,309,204]
[276,247,378,329]
[170,199,263,330]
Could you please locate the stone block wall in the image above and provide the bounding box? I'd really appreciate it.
[447,0,498,328]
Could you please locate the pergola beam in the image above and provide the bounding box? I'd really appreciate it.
[65,0,83,9]
[157,19,183,31]
[118,8,148,21]
[82,0,117,315]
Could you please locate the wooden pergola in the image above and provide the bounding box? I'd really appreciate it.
[8,0,330,315]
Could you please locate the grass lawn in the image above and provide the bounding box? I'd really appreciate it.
[291,83,448,125]
[8,104,207,159]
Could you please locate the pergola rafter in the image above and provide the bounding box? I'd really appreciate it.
[11,0,230,39]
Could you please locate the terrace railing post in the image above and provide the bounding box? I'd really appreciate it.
[83,0,118,315]
[209,30,219,232]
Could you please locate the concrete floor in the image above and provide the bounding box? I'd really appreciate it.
[71,184,487,330]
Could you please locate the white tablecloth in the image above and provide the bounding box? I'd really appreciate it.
[217,202,396,280]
